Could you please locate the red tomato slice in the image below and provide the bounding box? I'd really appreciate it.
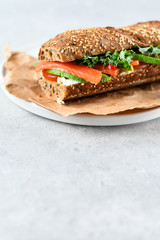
[42,70,58,82]
[159,54,160,59]
[36,61,102,85]
[94,63,120,76]
[131,60,139,66]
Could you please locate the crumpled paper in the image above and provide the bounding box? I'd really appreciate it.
[3,47,160,117]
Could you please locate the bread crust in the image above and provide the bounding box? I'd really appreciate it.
[38,21,160,62]
[38,64,160,101]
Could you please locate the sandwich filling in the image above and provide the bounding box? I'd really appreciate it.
[35,45,160,86]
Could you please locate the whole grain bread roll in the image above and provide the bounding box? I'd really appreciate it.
[38,21,160,62]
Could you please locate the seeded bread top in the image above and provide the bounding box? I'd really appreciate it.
[38,21,160,62]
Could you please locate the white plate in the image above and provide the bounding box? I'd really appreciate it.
[1,45,160,126]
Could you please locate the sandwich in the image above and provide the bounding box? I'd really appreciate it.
[35,21,160,104]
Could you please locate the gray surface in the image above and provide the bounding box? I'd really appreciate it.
[0,0,160,239]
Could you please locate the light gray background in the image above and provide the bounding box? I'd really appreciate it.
[0,0,160,239]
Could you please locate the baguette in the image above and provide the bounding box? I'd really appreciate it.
[36,21,160,103]
[38,21,160,62]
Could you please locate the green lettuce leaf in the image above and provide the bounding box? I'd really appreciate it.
[75,50,135,70]
[136,45,160,58]
[75,45,160,69]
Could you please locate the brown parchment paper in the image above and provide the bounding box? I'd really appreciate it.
[3,47,160,117]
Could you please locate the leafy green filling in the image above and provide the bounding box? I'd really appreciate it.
[137,45,160,57]
[35,45,160,84]
[75,50,134,70]
[75,45,160,69]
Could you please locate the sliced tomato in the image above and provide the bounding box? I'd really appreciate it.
[36,61,102,85]
[42,70,58,82]
[94,63,120,76]
[159,54,160,59]
[131,60,139,66]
